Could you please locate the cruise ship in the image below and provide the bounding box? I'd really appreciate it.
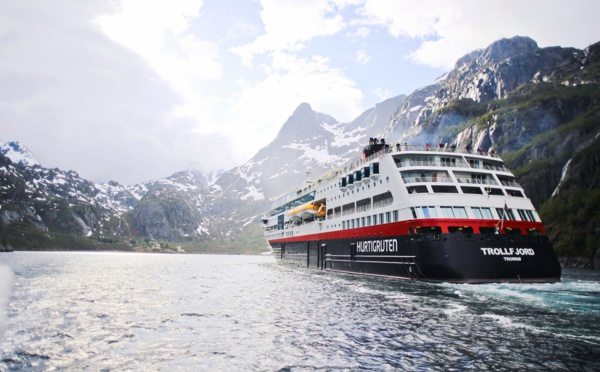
[262,139,561,283]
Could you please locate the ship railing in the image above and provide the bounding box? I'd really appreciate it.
[372,199,393,209]
[392,145,502,157]
[500,180,521,187]
[482,164,510,172]
[405,160,470,168]
[357,204,372,212]
[402,176,454,184]
[347,145,504,173]
[456,178,499,185]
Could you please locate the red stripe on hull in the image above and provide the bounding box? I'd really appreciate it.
[268,218,546,244]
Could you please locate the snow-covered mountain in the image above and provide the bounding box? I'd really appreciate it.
[0,141,40,167]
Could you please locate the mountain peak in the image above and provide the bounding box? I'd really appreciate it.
[293,102,313,114]
[0,140,40,167]
[479,35,538,63]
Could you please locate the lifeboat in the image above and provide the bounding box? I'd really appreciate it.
[288,202,326,219]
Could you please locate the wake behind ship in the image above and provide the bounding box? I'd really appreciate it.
[262,139,561,283]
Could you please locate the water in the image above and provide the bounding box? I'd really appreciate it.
[0,252,599,371]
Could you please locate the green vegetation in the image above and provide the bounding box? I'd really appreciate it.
[539,188,600,258]
[0,223,132,251]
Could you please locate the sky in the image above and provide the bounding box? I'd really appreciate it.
[1,0,599,185]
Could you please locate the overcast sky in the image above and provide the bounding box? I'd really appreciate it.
[1,0,598,185]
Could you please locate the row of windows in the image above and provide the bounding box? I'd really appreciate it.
[340,211,400,230]
[328,191,394,218]
[410,206,539,222]
[414,226,542,236]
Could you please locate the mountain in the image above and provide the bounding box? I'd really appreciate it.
[0,141,39,167]
[1,36,599,265]
[0,143,221,250]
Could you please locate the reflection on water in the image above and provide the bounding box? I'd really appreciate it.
[0,252,599,371]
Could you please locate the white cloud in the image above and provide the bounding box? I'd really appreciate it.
[231,0,347,66]
[362,0,600,69]
[355,50,370,65]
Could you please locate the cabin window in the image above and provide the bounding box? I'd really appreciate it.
[346,174,354,185]
[413,206,438,218]
[361,167,370,178]
[496,208,515,220]
[479,227,497,234]
[504,227,522,235]
[370,162,379,175]
[379,213,384,224]
[342,202,355,216]
[471,207,493,219]
[373,214,378,225]
[441,207,454,218]
[485,188,505,196]
[373,191,393,208]
[334,206,341,218]
[507,189,524,197]
[386,212,391,223]
[393,210,399,222]
[357,198,371,212]
[440,157,456,167]
[339,178,347,187]
[432,185,458,193]
[448,226,474,233]
[354,170,362,181]
[366,216,371,226]
[410,207,417,219]
[461,186,483,194]
[415,226,442,239]
[441,206,467,218]
[407,185,428,194]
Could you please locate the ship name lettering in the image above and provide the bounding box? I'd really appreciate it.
[356,239,398,253]
[480,247,535,256]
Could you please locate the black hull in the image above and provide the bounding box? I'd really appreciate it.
[269,233,561,283]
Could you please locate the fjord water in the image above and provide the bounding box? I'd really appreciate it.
[0,252,598,371]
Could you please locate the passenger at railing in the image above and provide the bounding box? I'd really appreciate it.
[450,144,456,152]
[466,144,472,153]
[489,149,496,157]
[404,142,408,150]
[426,143,430,151]
[439,142,445,149]
[477,147,483,155]
[396,142,401,151]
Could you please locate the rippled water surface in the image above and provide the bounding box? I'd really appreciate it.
[0,252,599,371]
